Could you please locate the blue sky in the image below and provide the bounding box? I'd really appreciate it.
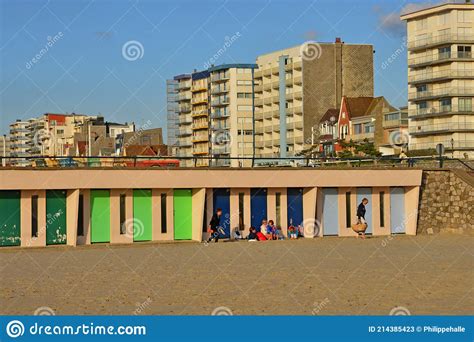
[0,0,439,137]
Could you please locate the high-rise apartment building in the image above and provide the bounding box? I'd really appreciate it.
[254,39,374,158]
[209,64,256,167]
[9,120,29,166]
[166,79,179,156]
[170,64,256,167]
[402,1,474,158]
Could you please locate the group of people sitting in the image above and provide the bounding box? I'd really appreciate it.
[245,219,303,241]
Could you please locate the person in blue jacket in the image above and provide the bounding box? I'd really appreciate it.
[356,198,369,239]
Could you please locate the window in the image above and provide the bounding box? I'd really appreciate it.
[418,101,428,110]
[439,98,452,111]
[364,124,374,133]
[458,10,471,23]
[77,194,84,236]
[56,129,64,135]
[416,18,427,30]
[237,105,252,111]
[237,68,251,74]
[379,192,385,228]
[120,194,126,234]
[459,98,472,112]
[161,193,167,233]
[345,192,351,228]
[31,195,38,237]
[457,27,472,37]
[417,84,427,93]
[353,124,362,134]
[438,46,451,59]
[276,192,281,228]
[384,113,400,121]
[438,28,450,38]
[238,193,244,231]
[237,80,252,86]
[438,13,449,25]
[237,92,252,99]
[457,45,472,58]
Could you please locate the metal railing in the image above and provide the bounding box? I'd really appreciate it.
[407,33,474,49]
[408,51,473,66]
[409,122,474,134]
[408,69,474,83]
[1,155,472,171]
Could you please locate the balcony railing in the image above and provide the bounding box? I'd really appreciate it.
[211,111,230,119]
[350,132,375,141]
[179,105,191,113]
[409,122,474,134]
[177,93,191,101]
[408,51,473,67]
[178,81,191,90]
[178,117,192,125]
[408,88,474,101]
[410,140,474,150]
[211,86,229,94]
[383,119,409,128]
[409,106,473,118]
[408,69,474,83]
[211,73,229,82]
[211,97,230,106]
[177,128,192,136]
[407,33,474,50]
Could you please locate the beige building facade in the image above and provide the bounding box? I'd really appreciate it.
[254,39,374,158]
[402,2,474,158]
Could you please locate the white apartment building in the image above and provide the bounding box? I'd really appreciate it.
[402,1,474,158]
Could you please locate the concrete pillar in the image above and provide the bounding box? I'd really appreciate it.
[372,187,390,236]
[110,189,133,244]
[20,190,46,247]
[267,188,287,236]
[66,189,80,246]
[405,186,420,235]
[152,189,174,241]
[192,188,206,242]
[203,188,214,241]
[302,187,318,238]
[316,188,323,236]
[338,187,357,237]
[77,189,91,245]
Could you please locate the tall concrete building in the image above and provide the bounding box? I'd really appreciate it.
[166,79,179,156]
[209,64,256,167]
[170,64,256,167]
[254,39,374,158]
[174,74,193,166]
[402,1,474,158]
[9,120,29,166]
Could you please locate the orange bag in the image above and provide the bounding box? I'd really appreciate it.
[351,222,368,233]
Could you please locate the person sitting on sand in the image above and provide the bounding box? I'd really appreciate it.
[259,219,267,234]
[247,227,258,241]
[266,220,276,240]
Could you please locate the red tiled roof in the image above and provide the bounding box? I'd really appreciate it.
[320,108,339,123]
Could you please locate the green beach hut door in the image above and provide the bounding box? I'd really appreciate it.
[0,191,21,246]
[173,189,192,240]
[46,190,67,245]
[133,189,152,241]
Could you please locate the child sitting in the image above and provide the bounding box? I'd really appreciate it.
[288,225,298,239]
[266,220,276,240]
[247,227,258,241]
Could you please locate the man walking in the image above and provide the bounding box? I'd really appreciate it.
[207,208,223,243]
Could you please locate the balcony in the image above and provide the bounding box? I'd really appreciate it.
[178,116,192,125]
[272,95,279,103]
[408,69,474,84]
[409,106,474,119]
[409,122,474,135]
[177,93,191,101]
[254,70,262,79]
[211,73,229,82]
[407,33,474,51]
[254,84,262,93]
[212,146,230,155]
[177,139,192,147]
[293,91,302,100]
[293,60,302,70]
[408,88,474,101]
[191,84,207,92]
[211,86,229,95]
[192,135,209,143]
[179,105,191,113]
[211,125,230,131]
[193,121,209,130]
[191,97,208,105]
[211,111,230,119]
[177,128,192,137]
[254,98,263,107]
[410,140,474,151]
[383,118,409,128]
[408,52,473,68]
[294,75,302,85]
[211,97,230,106]
[191,109,208,117]
[178,81,191,90]
[351,132,375,141]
